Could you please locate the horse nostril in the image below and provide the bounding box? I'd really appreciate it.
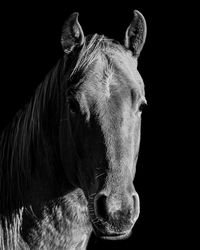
[95,194,108,221]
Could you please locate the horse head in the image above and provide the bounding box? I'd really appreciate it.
[59,11,147,239]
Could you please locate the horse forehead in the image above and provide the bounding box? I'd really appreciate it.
[79,49,145,102]
[100,49,144,93]
[111,52,143,90]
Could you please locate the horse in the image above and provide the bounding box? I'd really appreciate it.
[0,10,147,249]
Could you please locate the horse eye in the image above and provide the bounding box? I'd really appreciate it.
[68,98,79,113]
[138,101,147,112]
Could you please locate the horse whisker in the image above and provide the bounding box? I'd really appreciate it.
[95,172,105,179]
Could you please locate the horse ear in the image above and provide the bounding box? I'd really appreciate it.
[124,10,147,58]
[61,12,85,54]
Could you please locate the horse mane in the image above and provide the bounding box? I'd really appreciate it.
[0,56,66,214]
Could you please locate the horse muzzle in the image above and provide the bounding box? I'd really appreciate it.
[89,191,140,239]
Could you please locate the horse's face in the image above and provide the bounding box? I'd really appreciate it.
[70,54,146,239]
[61,11,147,239]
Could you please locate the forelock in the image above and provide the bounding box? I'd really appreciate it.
[71,34,128,77]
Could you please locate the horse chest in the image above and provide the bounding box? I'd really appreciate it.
[31,188,93,249]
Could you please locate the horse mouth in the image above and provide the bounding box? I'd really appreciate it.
[90,215,133,240]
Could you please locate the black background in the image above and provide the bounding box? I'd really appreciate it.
[0,1,185,249]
